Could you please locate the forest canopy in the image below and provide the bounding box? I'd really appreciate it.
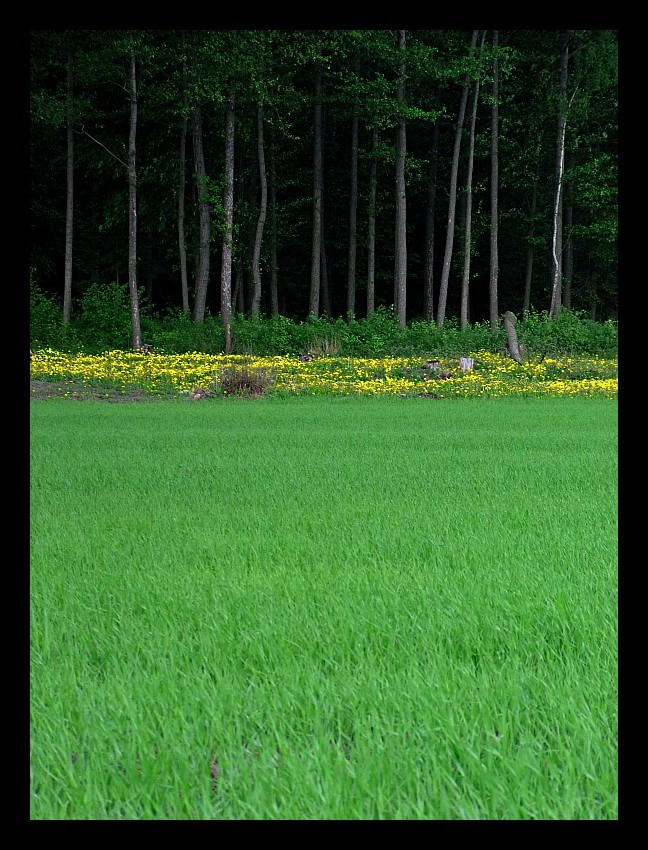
[29,29,618,348]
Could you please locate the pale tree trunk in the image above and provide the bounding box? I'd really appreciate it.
[423,88,441,323]
[127,42,142,350]
[503,310,523,363]
[192,105,211,324]
[221,82,235,353]
[346,96,359,319]
[366,126,378,317]
[251,96,268,320]
[550,31,569,319]
[309,64,323,317]
[563,154,574,311]
[460,32,485,331]
[394,29,407,328]
[63,32,74,324]
[269,127,279,317]
[436,29,478,331]
[489,29,499,332]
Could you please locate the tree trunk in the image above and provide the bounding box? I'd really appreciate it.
[563,155,574,311]
[436,30,478,331]
[394,29,407,328]
[346,97,359,319]
[366,126,378,317]
[309,63,323,317]
[251,97,268,320]
[127,42,142,350]
[489,29,500,332]
[269,126,279,317]
[503,310,523,363]
[460,33,485,331]
[423,88,441,323]
[63,33,74,324]
[192,105,211,324]
[523,183,537,315]
[550,30,569,319]
[221,82,235,353]
[177,114,190,313]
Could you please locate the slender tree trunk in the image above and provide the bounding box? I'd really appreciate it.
[423,88,441,323]
[460,33,485,331]
[523,183,537,315]
[346,96,359,320]
[489,29,500,332]
[563,154,574,311]
[269,127,279,317]
[394,29,407,328]
[177,115,190,313]
[63,33,74,324]
[550,30,569,319]
[436,29,478,331]
[221,81,235,353]
[192,105,211,324]
[366,126,378,317]
[309,64,323,317]
[127,42,142,350]
[251,96,268,320]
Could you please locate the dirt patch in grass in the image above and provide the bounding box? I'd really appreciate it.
[30,380,173,402]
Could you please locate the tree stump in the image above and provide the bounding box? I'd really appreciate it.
[502,311,523,364]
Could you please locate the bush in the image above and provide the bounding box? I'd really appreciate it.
[216,361,275,397]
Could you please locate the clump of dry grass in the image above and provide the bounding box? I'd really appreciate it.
[216,362,275,397]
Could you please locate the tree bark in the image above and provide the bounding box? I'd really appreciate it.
[309,63,323,317]
[523,183,537,315]
[251,96,268,320]
[549,30,569,319]
[460,32,485,331]
[63,33,74,324]
[489,29,499,332]
[127,42,142,350]
[221,81,235,353]
[394,29,407,328]
[192,104,211,324]
[503,310,523,363]
[269,126,279,317]
[423,88,441,323]
[366,126,378,318]
[346,97,359,319]
[177,34,190,314]
[436,30,478,331]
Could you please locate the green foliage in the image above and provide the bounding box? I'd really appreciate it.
[35,299,617,360]
[148,309,225,354]
[519,308,617,357]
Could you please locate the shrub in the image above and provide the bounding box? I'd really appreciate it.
[216,362,275,397]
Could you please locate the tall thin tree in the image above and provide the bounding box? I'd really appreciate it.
[460,31,486,330]
[221,80,235,353]
[251,64,268,321]
[489,29,500,331]
[423,87,441,323]
[191,103,211,324]
[366,125,378,317]
[436,30,478,331]
[63,32,74,325]
[177,33,190,314]
[127,38,142,350]
[346,92,359,319]
[549,30,570,319]
[394,29,407,328]
[309,63,323,317]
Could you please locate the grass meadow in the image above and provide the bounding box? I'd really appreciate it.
[30,396,618,819]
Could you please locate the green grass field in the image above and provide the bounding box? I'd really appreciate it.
[30,396,618,819]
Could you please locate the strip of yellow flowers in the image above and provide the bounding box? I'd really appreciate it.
[30,349,618,399]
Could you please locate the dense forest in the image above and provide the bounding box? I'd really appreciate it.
[29,29,618,351]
